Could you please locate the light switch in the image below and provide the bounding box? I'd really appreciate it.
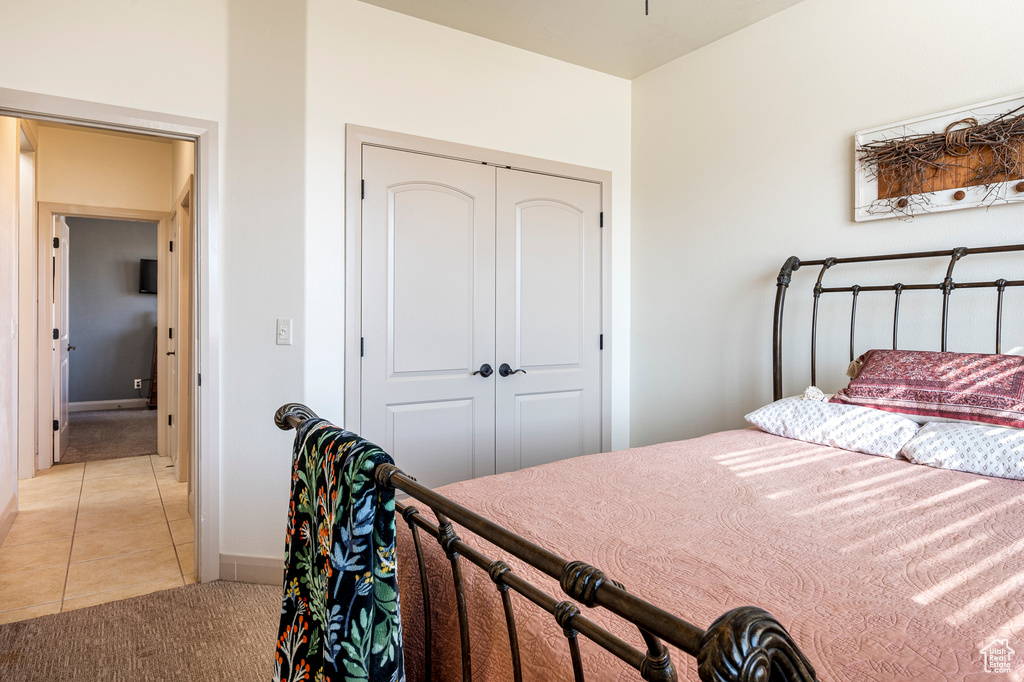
[276,318,292,345]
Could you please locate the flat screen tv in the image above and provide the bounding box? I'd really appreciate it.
[140,259,157,294]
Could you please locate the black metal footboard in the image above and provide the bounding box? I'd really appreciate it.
[276,403,819,682]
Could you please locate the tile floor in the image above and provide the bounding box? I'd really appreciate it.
[0,454,194,625]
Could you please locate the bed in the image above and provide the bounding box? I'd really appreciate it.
[277,242,1024,682]
[395,429,1024,681]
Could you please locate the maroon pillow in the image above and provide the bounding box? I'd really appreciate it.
[830,349,1024,429]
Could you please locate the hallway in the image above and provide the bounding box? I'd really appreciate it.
[0,454,195,624]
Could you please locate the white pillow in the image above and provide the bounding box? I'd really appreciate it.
[745,397,920,458]
[901,422,1024,481]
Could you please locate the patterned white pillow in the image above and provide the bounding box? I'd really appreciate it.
[901,422,1024,481]
[745,397,920,458]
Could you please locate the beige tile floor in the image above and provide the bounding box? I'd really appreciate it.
[0,454,195,625]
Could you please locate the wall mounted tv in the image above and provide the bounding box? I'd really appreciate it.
[140,259,158,294]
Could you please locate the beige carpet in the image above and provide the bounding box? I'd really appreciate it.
[0,581,280,681]
[61,409,158,464]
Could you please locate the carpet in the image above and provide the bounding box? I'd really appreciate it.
[60,409,158,464]
[0,582,280,681]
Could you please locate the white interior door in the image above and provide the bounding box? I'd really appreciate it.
[52,217,70,463]
[361,146,497,489]
[167,219,179,471]
[494,169,603,472]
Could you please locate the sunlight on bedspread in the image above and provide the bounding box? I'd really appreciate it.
[396,429,1024,681]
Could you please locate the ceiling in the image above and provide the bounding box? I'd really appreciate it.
[356,0,805,79]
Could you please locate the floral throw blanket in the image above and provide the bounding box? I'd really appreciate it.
[276,418,405,682]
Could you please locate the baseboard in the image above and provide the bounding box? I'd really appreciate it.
[0,494,17,547]
[69,399,149,413]
[219,553,284,586]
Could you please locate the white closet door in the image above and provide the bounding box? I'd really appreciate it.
[494,169,602,473]
[361,147,497,488]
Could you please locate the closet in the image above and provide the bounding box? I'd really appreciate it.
[359,145,603,489]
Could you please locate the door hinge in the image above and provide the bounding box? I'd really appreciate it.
[198,373,202,387]
[53,237,59,248]
[169,240,174,252]
[599,212,604,228]
[53,328,59,340]
[168,415,173,427]
[361,179,365,200]
[169,327,174,340]
[360,337,365,357]
[600,334,604,350]
[52,419,59,432]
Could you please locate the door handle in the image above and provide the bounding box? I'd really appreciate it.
[498,363,526,377]
[67,345,76,352]
[472,363,493,378]
[166,351,176,356]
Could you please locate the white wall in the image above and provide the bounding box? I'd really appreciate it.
[220,0,307,561]
[631,0,1024,446]
[305,0,633,452]
[0,0,633,565]
[0,117,19,535]
[0,0,227,124]
[227,0,633,560]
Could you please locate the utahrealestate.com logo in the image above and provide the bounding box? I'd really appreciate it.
[981,639,1015,674]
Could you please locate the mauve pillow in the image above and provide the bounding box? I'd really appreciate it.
[831,349,1024,429]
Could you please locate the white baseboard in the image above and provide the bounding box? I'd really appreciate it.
[0,494,17,547]
[69,399,149,412]
[219,553,284,586]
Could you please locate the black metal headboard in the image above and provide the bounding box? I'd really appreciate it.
[772,243,1024,401]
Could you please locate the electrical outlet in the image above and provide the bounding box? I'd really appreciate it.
[134,379,142,389]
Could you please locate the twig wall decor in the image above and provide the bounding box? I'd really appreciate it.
[855,93,1024,221]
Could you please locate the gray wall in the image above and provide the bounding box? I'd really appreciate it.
[68,218,158,403]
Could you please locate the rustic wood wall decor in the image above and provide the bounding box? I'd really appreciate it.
[855,93,1024,221]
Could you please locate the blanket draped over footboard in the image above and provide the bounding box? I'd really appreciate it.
[276,418,405,682]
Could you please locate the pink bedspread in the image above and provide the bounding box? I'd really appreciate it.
[396,429,1024,681]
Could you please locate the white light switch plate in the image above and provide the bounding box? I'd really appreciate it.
[276,318,292,345]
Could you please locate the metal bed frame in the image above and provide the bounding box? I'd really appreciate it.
[274,241,1022,682]
[276,403,817,682]
[773,243,1024,400]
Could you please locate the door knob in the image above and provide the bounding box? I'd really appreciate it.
[166,351,176,356]
[67,345,76,351]
[472,363,493,378]
[498,363,526,377]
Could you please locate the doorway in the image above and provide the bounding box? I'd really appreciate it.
[59,217,159,465]
[0,88,219,619]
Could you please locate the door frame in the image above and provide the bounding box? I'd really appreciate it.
[36,205,170,471]
[17,119,38,481]
[2,87,220,583]
[171,176,195,487]
[344,125,614,452]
